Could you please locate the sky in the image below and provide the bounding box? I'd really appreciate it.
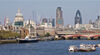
[0,0,100,26]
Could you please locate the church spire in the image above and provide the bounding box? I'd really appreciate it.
[18,8,21,13]
[16,8,23,17]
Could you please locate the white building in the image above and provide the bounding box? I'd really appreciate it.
[74,23,93,30]
[24,20,37,37]
[24,20,36,29]
[13,8,24,27]
[13,8,24,33]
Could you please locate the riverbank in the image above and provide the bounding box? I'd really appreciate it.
[0,40,17,44]
[0,38,100,45]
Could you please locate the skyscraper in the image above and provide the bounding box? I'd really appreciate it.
[56,7,63,28]
[75,10,82,25]
[93,15,100,28]
[52,19,55,27]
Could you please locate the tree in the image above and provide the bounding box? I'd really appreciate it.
[45,33,50,37]
[0,30,20,39]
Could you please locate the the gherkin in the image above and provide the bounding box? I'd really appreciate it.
[75,10,82,25]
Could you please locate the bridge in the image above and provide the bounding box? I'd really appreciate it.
[63,34,100,40]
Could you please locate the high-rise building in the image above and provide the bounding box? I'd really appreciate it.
[56,7,63,28]
[52,19,55,27]
[93,15,100,28]
[14,8,24,27]
[75,10,82,25]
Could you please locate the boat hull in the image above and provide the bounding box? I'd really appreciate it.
[18,39,39,43]
[79,49,96,52]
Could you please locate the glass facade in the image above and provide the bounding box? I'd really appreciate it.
[57,19,63,24]
[75,10,82,25]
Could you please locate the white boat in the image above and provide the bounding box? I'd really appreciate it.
[96,44,100,47]
[69,45,78,52]
[79,44,96,51]
[68,44,96,52]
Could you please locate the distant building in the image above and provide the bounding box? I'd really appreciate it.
[25,20,37,37]
[75,24,93,30]
[66,24,72,28]
[89,19,93,24]
[93,15,100,28]
[41,18,48,28]
[56,7,63,28]
[48,18,55,27]
[0,25,3,30]
[40,18,53,28]
[48,18,52,28]
[42,18,48,23]
[13,8,24,27]
[52,19,55,27]
[5,18,10,26]
[75,10,82,25]
[4,17,12,31]
[13,8,24,33]
[24,20,36,29]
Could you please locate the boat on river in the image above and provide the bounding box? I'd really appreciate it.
[79,44,96,52]
[17,20,39,43]
[69,45,78,52]
[69,44,96,52]
[17,35,38,43]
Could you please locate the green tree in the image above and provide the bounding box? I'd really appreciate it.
[0,30,20,39]
[45,33,50,37]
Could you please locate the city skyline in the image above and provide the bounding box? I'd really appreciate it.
[0,0,100,26]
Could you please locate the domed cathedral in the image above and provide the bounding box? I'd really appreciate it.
[13,8,24,28]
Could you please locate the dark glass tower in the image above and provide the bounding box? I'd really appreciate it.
[75,10,82,25]
[52,19,55,27]
[56,7,63,28]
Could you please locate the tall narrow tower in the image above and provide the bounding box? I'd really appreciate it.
[56,7,63,28]
[75,10,82,25]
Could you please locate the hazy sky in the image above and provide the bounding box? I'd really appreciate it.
[0,0,100,26]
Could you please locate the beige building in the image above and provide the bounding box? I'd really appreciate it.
[45,28,55,36]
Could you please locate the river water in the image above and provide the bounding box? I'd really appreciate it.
[0,40,100,55]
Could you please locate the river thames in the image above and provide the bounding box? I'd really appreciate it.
[0,40,100,55]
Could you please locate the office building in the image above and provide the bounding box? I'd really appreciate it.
[75,10,82,25]
[56,7,63,28]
